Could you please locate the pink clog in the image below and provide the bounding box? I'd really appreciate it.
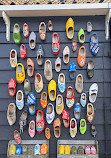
[28,120,35,138]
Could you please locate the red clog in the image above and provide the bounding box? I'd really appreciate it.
[72,40,77,52]
[36,110,45,134]
[85,145,91,155]
[8,78,16,97]
[62,109,69,128]
[14,130,21,144]
[23,23,29,38]
[52,32,60,55]
[20,44,27,59]
[90,145,97,155]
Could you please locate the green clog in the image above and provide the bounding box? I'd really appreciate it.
[80,119,87,134]
[71,146,77,155]
[78,28,85,43]
[13,24,21,44]
[77,146,84,155]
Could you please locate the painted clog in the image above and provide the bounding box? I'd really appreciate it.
[72,40,77,52]
[10,49,17,68]
[87,103,94,123]
[28,120,35,138]
[90,145,97,155]
[9,144,16,155]
[66,17,74,39]
[85,145,91,155]
[40,144,48,155]
[40,92,47,108]
[66,86,75,109]
[39,22,46,40]
[70,118,77,138]
[14,130,21,144]
[13,24,21,44]
[23,23,29,38]
[16,63,25,84]
[62,109,69,128]
[46,103,55,124]
[34,144,40,155]
[58,73,66,93]
[59,145,65,154]
[90,32,99,55]
[80,119,87,134]
[8,78,16,97]
[52,32,60,55]
[53,118,61,138]
[48,80,56,101]
[48,20,53,31]
[36,110,45,133]
[77,46,86,67]
[16,145,22,155]
[27,93,36,115]
[65,145,70,155]
[20,44,27,59]
[45,127,51,139]
[74,103,81,120]
[80,93,86,107]
[16,90,24,110]
[89,83,98,103]
[78,28,85,43]
[69,62,76,80]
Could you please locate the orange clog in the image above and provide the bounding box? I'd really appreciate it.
[53,118,61,138]
[45,127,51,139]
[23,23,29,38]
[40,92,47,108]
[77,46,86,67]
[40,143,48,155]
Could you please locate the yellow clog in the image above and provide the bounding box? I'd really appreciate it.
[16,63,25,84]
[48,80,56,101]
[65,145,70,155]
[9,144,16,155]
[59,145,65,154]
[66,17,74,39]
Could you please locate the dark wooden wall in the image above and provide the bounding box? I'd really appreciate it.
[0,16,110,158]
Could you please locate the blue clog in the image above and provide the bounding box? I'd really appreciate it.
[69,62,76,80]
[16,145,22,155]
[90,32,99,55]
[27,92,36,115]
[34,144,40,155]
[58,73,66,93]
[46,103,55,124]
[74,103,81,120]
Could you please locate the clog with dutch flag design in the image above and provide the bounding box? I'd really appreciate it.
[27,93,36,115]
[90,32,99,55]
